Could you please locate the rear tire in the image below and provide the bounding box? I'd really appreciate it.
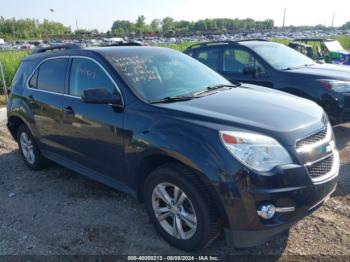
[144,163,221,251]
[17,124,48,170]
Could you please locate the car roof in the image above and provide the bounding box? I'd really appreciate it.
[184,39,279,52]
[22,46,172,62]
[237,40,281,48]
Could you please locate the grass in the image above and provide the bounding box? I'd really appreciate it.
[157,41,195,51]
[0,50,30,92]
[0,95,6,107]
[335,35,350,49]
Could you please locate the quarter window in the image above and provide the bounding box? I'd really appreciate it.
[29,70,38,88]
[37,58,68,93]
[69,58,115,97]
[223,48,265,74]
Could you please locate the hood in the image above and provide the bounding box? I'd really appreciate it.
[157,85,325,146]
[288,63,350,80]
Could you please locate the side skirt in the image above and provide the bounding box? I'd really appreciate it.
[42,150,137,198]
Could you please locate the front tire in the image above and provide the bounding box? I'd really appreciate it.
[144,163,221,251]
[17,124,47,170]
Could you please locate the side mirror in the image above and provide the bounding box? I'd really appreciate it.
[243,66,257,76]
[81,88,123,107]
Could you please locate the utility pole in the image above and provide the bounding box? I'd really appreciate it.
[282,8,286,29]
[331,12,335,28]
[76,20,79,31]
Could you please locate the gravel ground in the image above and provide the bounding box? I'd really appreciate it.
[0,108,6,122]
[0,118,349,259]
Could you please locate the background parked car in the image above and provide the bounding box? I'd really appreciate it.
[184,40,350,124]
[289,38,350,65]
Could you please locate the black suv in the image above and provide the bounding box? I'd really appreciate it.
[184,40,350,123]
[7,44,339,251]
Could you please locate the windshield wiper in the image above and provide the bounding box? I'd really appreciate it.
[149,95,197,104]
[149,83,240,104]
[193,83,240,96]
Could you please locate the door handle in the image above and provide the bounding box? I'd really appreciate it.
[63,106,75,115]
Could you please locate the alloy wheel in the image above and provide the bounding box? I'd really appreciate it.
[20,132,35,165]
[152,182,197,240]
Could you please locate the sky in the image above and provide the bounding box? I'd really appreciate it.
[1,0,349,32]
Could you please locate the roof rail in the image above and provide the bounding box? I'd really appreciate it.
[293,38,334,42]
[186,41,236,50]
[31,44,81,54]
[237,38,268,42]
[186,39,268,50]
[100,41,143,47]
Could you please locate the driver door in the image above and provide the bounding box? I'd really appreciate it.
[60,57,125,179]
[219,47,273,88]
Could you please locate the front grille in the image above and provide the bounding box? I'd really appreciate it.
[296,126,328,149]
[306,154,334,178]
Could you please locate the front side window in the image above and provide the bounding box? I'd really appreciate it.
[249,42,315,70]
[195,48,219,70]
[69,58,115,97]
[223,48,265,74]
[107,48,230,101]
[36,58,67,93]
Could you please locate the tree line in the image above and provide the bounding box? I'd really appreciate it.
[1,15,350,41]
[0,17,71,40]
[111,16,275,36]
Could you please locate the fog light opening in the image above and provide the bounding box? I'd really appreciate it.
[257,204,276,220]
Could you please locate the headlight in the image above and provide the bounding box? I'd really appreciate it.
[220,131,293,172]
[318,79,350,93]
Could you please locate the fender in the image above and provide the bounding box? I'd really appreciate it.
[124,121,236,228]
[7,95,39,139]
[128,121,229,184]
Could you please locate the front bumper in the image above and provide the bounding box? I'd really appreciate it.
[224,186,335,248]
[219,152,339,248]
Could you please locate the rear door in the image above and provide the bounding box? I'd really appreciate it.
[25,57,68,154]
[219,47,274,88]
[59,57,125,179]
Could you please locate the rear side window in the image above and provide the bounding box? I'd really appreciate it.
[194,48,219,70]
[36,58,67,93]
[185,50,194,57]
[69,58,115,97]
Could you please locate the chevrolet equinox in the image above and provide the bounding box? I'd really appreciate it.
[7,44,339,251]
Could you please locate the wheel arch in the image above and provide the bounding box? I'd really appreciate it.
[7,114,30,141]
[135,151,230,228]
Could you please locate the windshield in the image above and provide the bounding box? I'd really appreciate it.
[249,43,315,70]
[106,48,231,101]
[324,40,344,52]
